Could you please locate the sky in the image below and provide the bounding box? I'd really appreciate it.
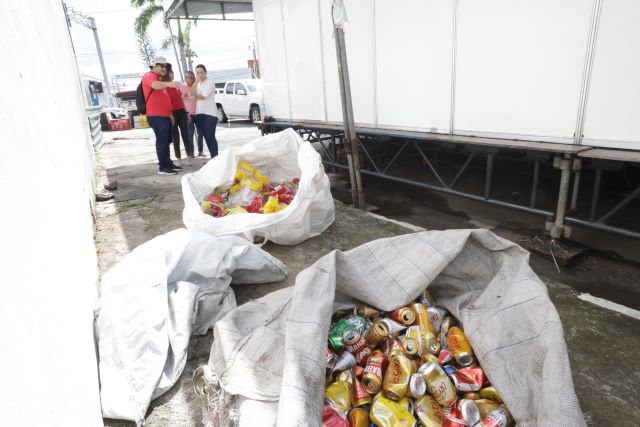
[66,0,257,90]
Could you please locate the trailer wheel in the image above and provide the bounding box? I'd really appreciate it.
[250,106,261,123]
[217,106,228,123]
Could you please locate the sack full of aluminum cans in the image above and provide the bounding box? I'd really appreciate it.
[323,289,514,427]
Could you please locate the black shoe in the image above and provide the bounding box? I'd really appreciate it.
[168,163,183,170]
[158,168,178,175]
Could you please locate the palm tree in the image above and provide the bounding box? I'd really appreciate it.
[131,0,188,75]
[161,20,197,72]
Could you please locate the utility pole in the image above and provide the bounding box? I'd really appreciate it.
[65,3,112,106]
[249,42,258,78]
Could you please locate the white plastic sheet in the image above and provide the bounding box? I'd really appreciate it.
[201,230,585,427]
[96,229,287,425]
[182,128,335,245]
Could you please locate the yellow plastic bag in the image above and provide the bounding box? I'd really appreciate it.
[231,161,270,194]
[224,206,248,215]
[263,196,285,214]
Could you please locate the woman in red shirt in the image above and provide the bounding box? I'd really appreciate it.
[165,66,194,166]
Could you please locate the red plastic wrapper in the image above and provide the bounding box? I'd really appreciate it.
[205,195,225,204]
[244,195,265,213]
[323,404,349,427]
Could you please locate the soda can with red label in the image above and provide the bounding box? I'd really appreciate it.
[362,350,388,394]
[453,366,486,392]
[447,327,475,367]
[477,406,514,427]
[418,362,457,407]
[427,307,448,333]
[381,348,413,401]
[344,329,372,365]
[442,403,468,427]
[390,307,416,326]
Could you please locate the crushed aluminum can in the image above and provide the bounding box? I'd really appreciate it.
[329,319,357,350]
[421,289,436,307]
[476,406,514,427]
[354,304,382,319]
[399,336,419,357]
[362,350,388,394]
[411,302,434,334]
[370,394,416,427]
[440,315,461,335]
[443,403,468,427]
[475,399,502,419]
[382,348,413,401]
[389,307,416,326]
[420,352,441,366]
[418,362,457,407]
[447,327,475,367]
[426,307,448,333]
[438,349,453,364]
[332,351,357,375]
[325,380,352,416]
[463,391,481,400]
[344,328,372,365]
[352,375,373,407]
[348,407,370,427]
[443,364,457,377]
[405,325,425,356]
[379,318,407,335]
[323,404,349,427]
[365,320,389,347]
[409,372,427,398]
[415,395,445,427]
[327,347,338,370]
[453,366,486,392]
[458,398,481,426]
[479,386,503,403]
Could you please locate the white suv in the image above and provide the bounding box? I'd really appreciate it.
[216,79,264,123]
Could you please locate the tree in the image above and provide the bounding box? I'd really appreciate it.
[131,0,188,77]
[136,32,156,68]
[162,19,197,72]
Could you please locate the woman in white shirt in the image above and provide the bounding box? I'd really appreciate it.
[190,64,219,158]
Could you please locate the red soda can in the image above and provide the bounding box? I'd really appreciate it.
[438,349,453,364]
[443,403,468,427]
[344,329,372,365]
[453,366,486,392]
[322,404,348,427]
[362,350,388,394]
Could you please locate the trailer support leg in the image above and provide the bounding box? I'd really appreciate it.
[530,159,540,208]
[549,154,573,239]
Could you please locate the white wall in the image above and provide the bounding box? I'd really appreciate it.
[0,1,102,426]
[582,0,640,149]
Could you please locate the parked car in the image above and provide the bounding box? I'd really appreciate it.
[100,107,131,131]
[216,79,265,123]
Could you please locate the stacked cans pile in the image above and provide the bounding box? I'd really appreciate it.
[323,290,514,427]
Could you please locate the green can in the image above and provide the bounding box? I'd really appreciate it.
[329,316,368,350]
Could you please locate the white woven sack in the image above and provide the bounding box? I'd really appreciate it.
[202,230,586,427]
[182,128,335,245]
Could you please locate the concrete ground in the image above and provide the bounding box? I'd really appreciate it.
[96,123,640,426]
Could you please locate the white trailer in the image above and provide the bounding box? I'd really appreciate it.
[164,0,640,240]
[253,0,640,151]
